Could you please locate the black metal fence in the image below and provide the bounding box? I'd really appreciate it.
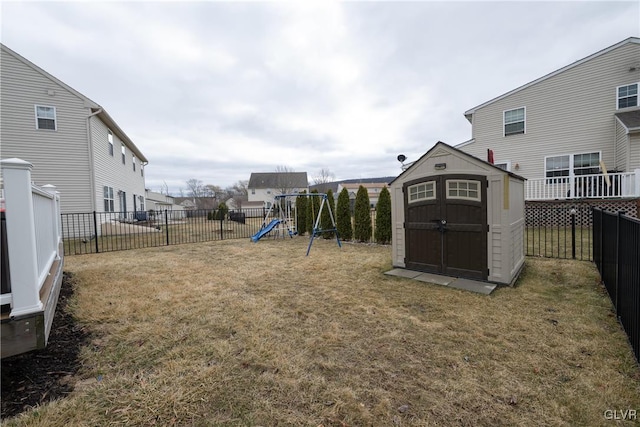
[61,208,268,255]
[592,208,640,363]
[525,204,593,261]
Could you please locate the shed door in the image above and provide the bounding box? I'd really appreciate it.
[404,174,488,280]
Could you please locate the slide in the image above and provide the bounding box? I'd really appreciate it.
[251,219,280,243]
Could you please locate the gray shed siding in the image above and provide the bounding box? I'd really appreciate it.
[1,47,93,213]
[462,41,640,179]
[90,116,146,213]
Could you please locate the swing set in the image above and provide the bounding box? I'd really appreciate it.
[250,193,341,255]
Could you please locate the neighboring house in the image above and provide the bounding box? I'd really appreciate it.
[248,172,309,208]
[144,190,186,219]
[457,37,640,201]
[337,182,390,208]
[0,43,148,215]
[173,197,217,211]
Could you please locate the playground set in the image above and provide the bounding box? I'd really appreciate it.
[251,193,341,255]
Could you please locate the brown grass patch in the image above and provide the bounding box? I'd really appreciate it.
[4,237,639,426]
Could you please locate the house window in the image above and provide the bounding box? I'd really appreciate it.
[408,181,436,203]
[545,152,600,181]
[132,155,136,171]
[504,107,525,136]
[617,83,638,109]
[251,189,255,195]
[141,164,144,177]
[121,144,126,164]
[446,180,481,201]
[35,105,57,130]
[138,195,145,211]
[103,186,114,212]
[108,131,114,156]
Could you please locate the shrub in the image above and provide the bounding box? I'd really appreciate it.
[374,187,392,244]
[353,185,372,242]
[296,192,307,236]
[321,189,335,239]
[336,187,353,241]
[307,190,321,235]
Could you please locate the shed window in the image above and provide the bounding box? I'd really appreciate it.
[35,105,57,130]
[504,107,525,136]
[446,180,480,201]
[617,83,638,109]
[408,181,436,203]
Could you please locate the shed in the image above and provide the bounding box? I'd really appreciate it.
[390,142,526,285]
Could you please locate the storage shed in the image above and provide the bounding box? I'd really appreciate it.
[390,142,526,285]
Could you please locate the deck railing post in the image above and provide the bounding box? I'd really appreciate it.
[634,169,640,197]
[41,184,60,259]
[0,158,43,317]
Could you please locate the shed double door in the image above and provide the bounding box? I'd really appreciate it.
[404,174,487,280]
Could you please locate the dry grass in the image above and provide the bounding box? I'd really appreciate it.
[526,227,593,261]
[5,237,640,426]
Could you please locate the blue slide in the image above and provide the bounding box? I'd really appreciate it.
[251,219,280,242]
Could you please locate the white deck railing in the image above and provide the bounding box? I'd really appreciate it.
[525,170,640,201]
[0,158,62,318]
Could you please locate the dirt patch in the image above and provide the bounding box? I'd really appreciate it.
[1,272,89,419]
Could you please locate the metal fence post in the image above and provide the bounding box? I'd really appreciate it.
[615,211,625,316]
[93,211,99,254]
[570,208,576,259]
[220,216,224,240]
[165,209,169,246]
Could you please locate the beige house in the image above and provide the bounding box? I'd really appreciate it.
[337,182,389,208]
[248,172,308,208]
[458,37,640,201]
[0,43,148,214]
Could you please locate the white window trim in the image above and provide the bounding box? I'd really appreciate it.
[108,130,114,156]
[103,186,115,212]
[494,160,511,172]
[132,155,136,171]
[616,82,639,110]
[446,180,481,201]
[408,181,436,203]
[121,143,126,165]
[503,106,526,137]
[544,151,601,181]
[34,105,57,131]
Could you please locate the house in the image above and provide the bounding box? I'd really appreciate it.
[457,37,640,205]
[248,172,309,208]
[144,190,186,219]
[0,43,148,215]
[309,176,395,209]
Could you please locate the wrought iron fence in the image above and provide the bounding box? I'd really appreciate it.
[525,204,593,261]
[61,208,268,255]
[592,208,640,363]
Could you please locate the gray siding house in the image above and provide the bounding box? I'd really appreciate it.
[1,43,148,214]
[458,37,640,201]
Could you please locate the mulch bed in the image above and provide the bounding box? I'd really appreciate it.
[1,272,89,420]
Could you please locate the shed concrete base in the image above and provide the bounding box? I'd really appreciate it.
[384,269,497,295]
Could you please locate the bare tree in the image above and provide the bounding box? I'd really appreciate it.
[185,179,204,198]
[226,180,248,209]
[274,165,296,195]
[160,181,169,195]
[313,168,335,185]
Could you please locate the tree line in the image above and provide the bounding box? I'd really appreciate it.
[295,185,391,245]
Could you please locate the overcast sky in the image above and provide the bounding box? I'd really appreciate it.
[2,1,638,193]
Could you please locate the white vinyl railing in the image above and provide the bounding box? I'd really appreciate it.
[0,158,62,318]
[525,170,640,201]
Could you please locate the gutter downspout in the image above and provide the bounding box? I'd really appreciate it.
[86,108,103,213]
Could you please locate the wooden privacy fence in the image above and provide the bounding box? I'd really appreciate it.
[593,208,640,363]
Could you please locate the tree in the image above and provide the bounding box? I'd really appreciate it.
[336,187,353,241]
[320,189,335,239]
[295,192,308,236]
[353,185,372,242]
[185,179,204,198]
[374,187,392,244]
[226,180,249,210]
[307,190,321,235]
[275,165,296,195]
[313,168,335,185]
[160,181,169,195]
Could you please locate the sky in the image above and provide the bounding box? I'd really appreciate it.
[2,1,639,194]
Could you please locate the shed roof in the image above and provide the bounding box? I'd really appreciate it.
[248,172,308,189]
[390,141,526,185]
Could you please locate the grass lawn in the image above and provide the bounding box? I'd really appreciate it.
[5,237,639,426]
